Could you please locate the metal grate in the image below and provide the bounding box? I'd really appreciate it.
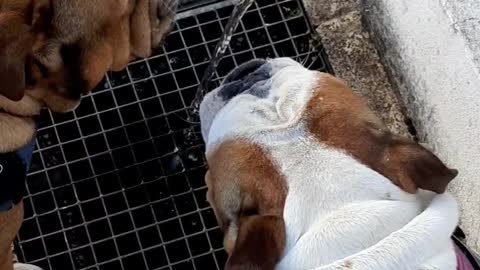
[15,1,333,269]
[177,0,220,12]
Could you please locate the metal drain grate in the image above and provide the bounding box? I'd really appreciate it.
[177,0,220,12]
[15,1,332,269]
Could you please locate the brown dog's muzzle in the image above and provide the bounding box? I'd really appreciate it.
[1,0,178,112]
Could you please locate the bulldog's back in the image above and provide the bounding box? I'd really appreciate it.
[200,58,459,270]
[260,133,424,268]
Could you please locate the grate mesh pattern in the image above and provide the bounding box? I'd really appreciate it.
[15,1,332,269]
[177,0,220,11]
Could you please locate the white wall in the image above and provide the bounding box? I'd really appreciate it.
[362,0,480,251]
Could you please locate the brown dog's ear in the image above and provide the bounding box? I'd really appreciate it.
[382,138,458,194]
[226,215,285,270]
[0,13,33,101]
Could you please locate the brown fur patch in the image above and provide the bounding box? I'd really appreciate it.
[305,73,457,193]
[227,215,285,270]
[130,0,152,58]
[206,140,287,270]
[0,202,23,270]
[150,0,177,48]
[0,11,33,101]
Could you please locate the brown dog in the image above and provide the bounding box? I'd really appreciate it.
[0,0,177,269]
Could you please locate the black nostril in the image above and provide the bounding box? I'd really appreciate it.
[223,59,267,84]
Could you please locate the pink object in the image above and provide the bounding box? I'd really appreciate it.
[456,244,475,270]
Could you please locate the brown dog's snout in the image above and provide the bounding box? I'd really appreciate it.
[150,0,178,48]
[0,0,177,110]
[157,0,178,19]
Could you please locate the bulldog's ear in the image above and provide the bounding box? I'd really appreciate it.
[226,215,285,270]
[383,138,458,194]
[0,13,33,101]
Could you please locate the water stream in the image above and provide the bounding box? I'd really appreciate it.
[188,0,255,119]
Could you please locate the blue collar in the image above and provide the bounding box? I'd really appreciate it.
[0,126,37,211]
[14,134,36,169]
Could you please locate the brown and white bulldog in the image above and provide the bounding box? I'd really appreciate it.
[200,58,460,270]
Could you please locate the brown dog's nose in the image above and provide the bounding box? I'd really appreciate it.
[150,0,178,48]
[157,0,178,19]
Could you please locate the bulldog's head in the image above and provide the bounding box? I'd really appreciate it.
[200,58,458,270]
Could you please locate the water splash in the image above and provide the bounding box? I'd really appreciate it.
[188,0,255,119]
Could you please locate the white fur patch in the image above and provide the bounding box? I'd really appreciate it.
[203,58,317,152]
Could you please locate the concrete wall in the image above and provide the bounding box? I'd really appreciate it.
[362,0,480,251]
[302,0,411,138]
